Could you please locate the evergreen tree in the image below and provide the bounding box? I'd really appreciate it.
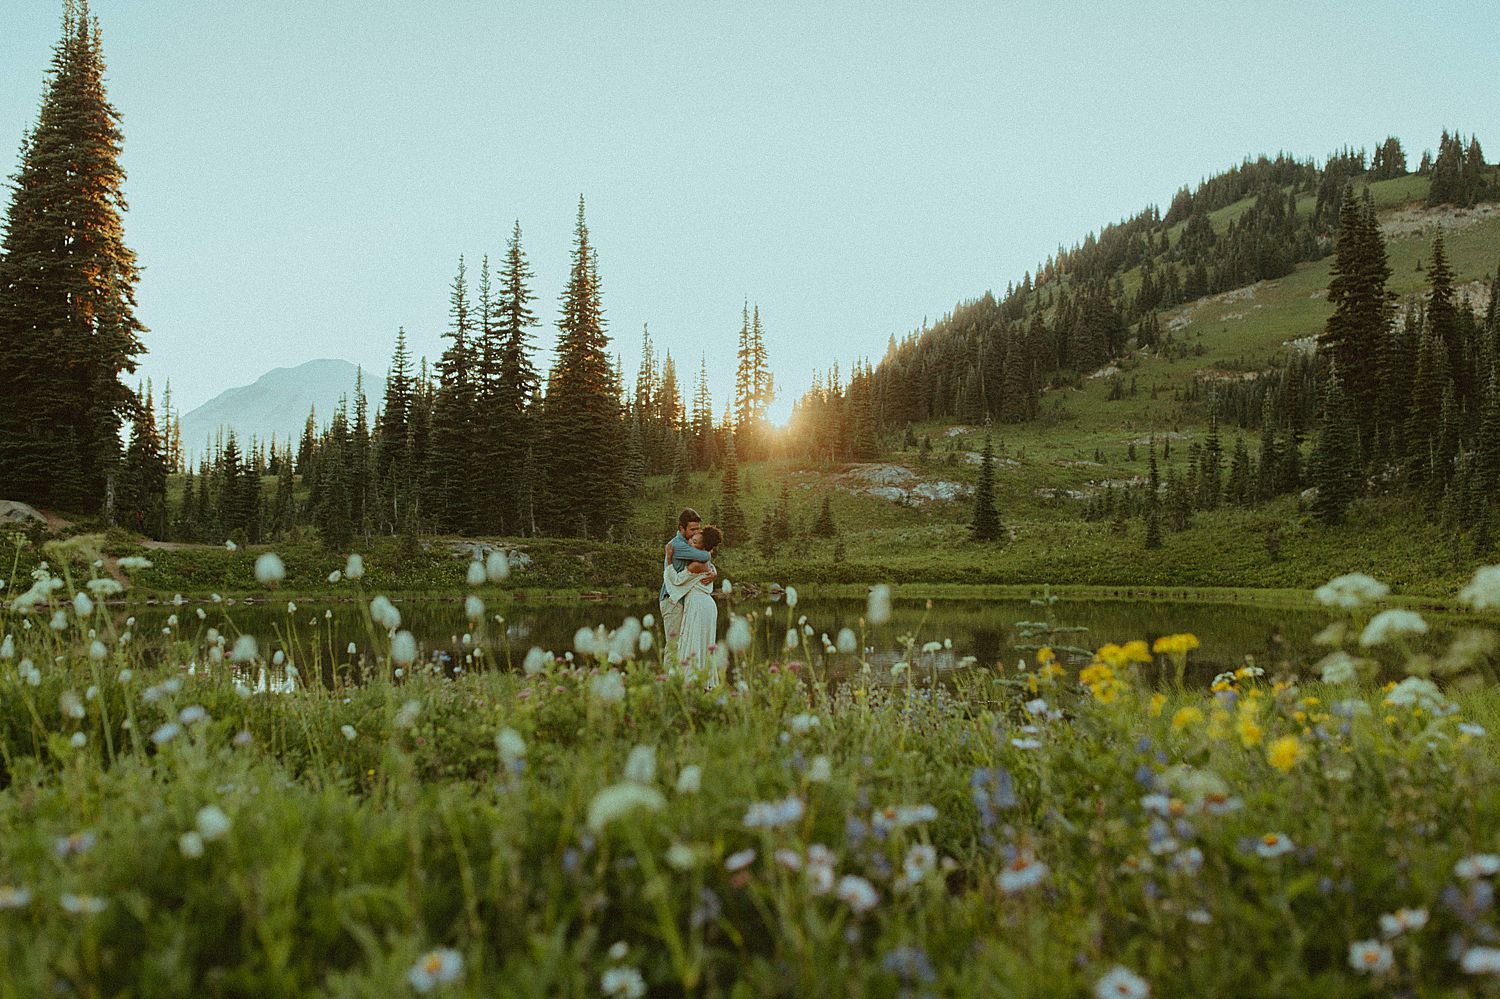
[812,493,837,536]
[773,481,792,542]
[376,328,414,534]
[716,432,748,544]
[119,382,168,538]
[1226,435,1254,507]
[970,435,1003,542]
[496,221,541,534]
[1144,442,1163,550]
[0,2,146,510]
[1311,370,1361,525]
[1198,412,1223,509]
[538,198,625,537]
[429,256,479,533]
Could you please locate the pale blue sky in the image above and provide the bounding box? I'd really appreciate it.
[3,1,1497,423]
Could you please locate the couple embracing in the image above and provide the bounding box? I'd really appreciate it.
[658,508,724,687]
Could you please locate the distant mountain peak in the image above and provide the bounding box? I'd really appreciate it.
[178,359,383,460]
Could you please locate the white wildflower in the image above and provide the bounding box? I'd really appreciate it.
[1461,946,1500,974]
[725,847,757,871]
[340,724,357,742]
[807,755,832,782]
[466,560,486,587]
[89,639,108,661]
[790,712,820,735]
[179,831,205,858]
[86,578,123,598]
[327,570,342,584]
[253,553,285,587]
[785,585,798,608]
[196,805,232,841]
[784,627,799,650]
[485,550,509,581]
[1455,854,1500,879]
[1316,650,1361,684]
[600,965,645,999]
[1359,609,1428,647]
[390,631,418,666]
[591,670,626,704]
[726,616,752,654]
[743,796,806,829]
[836,628,858,654]
[117,556,153,571]
[231,635,259,663]
[587,783,666,833]
[408,948,465,993]
[151,723,182,745]
[224,539,237,551]
[675,764,702,794]
[465,595,485,621]
[73,592,94,618]
[393,699,422,729]
[835,875,879,913]
[1255,833,1295,858]
[997,856,1048,893]
[665,842,698,871]
[1459,565,1500,611]
[1378,907,1429,937]
[370,595,401,631]
[1314,573,1389,609]
[1094,965,1150,999]
[624,745,657,784]
[344,553,364,580]
[522,647,549,675]
[1348,939,1393,974]
[866,584,892,625]
[492,727,525,764]
[59,893,107,915]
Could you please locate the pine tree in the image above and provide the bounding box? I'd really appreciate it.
[376,328,414,533]
[538,198,625,537]
[119,382,168,538]
[1311,370,1361,525]
[1226,435,1254,507]
[773,481,792,541]
[1144,442,1163,550]
[0,2,147,510]
[429,256,479,533]
[970,434,1003,542]
[1198,412,1223,510]
[496,221,541,534]
[716,433,748,544]
[812,493,837,536]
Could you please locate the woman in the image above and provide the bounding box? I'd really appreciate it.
[662,525,723,687]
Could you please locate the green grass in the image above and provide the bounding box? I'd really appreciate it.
[2,570,1500,994]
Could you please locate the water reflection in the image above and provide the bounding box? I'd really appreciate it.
[115,592,1400,688]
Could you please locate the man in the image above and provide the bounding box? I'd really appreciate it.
[660,507,716,654]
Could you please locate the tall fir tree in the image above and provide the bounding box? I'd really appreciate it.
[970,434,1003,542]
[496,221,541,534]
[538,198,625,537]
[428,257,480,533]
[1311,369,1361,526]
[0,1,146,510]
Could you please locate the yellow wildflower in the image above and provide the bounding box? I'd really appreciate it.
[1149,693,1167,718]
[1153,633,1201,656]
[1171,706,1204,732]
[1095,643,1127,669]
[1208,706,1232,741]
[1036,646,1056,665]
[1237,715,1265,747]
[1122,639,1153,664]
[1266,735,1303,772]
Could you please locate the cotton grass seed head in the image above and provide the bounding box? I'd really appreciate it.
[727,617,752,654]
[231,635,259,664]
[390,631,418,667]
[370,595,401,631]
[253,553,285,587]
[344,553,364,580]
[866,584,893,625]
[465,595,485,621]
[466,560,486,587]
[485,549,509,581]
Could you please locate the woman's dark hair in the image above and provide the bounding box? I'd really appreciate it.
[700,525,723,552]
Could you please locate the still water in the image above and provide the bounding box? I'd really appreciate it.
[118,592,1385,685]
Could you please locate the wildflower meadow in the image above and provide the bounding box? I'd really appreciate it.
[4,555,1500,997]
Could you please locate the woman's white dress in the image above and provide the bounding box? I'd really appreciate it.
[662,561,719,687]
